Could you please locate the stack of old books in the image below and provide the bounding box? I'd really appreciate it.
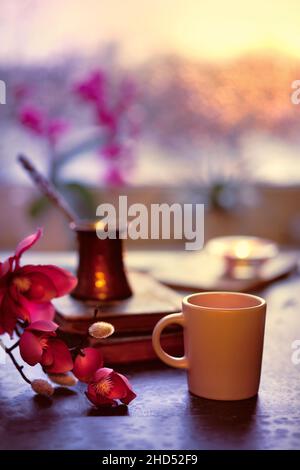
[54,272,184,364]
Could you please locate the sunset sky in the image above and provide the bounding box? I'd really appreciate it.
[1,0,300,64]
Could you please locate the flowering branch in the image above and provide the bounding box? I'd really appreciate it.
[6,339,20,352]
[5,346,31,384]
[0,229,137,407]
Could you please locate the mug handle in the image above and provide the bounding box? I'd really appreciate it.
[152,312,188,369]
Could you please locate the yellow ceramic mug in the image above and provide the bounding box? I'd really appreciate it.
[152,291,267,401]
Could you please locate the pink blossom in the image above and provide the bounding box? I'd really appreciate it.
[101,143,123,160]
[19,320,73,373]
[0,229,77,336]
[73,347,103,383]
[73,69,141,186]
[104,166,126,187]
[47,119,69,145]
[96,105,118,133]
[74,70,106,103]
[86,367,136,407]
[19,106,45,135]
[18,105,69,145]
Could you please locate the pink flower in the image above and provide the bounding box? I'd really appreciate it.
[47,118,69,145]
[96,105,117,132]
[73,69,140,186]
[0,229,77,336]
[104,166,126,187]
[19,320,73,373]
[18,105,69,145]
[101,143,123,160]
[19,106,44,135]
[86,367,136,407]
[73,347,103,383]
[74,70,106,103]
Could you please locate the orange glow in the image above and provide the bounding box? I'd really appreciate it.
[95,272,107,289]
[2,0,300,64]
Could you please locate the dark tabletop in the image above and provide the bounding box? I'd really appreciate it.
[1,255,300,450]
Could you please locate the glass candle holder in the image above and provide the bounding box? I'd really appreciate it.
[205,236,278,279]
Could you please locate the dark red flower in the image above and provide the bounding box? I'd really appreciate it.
[86,367,136,407]
[0,229,77,336]
[19,320,73,373]
[73,347,103,383]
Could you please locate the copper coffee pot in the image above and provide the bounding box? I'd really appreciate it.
[70,220,132,301]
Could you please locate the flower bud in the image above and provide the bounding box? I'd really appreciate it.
[88,321,115,339]
[31,379,54,397]
[48,373,77,387]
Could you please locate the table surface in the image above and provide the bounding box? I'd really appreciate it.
[1,251,300,450]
